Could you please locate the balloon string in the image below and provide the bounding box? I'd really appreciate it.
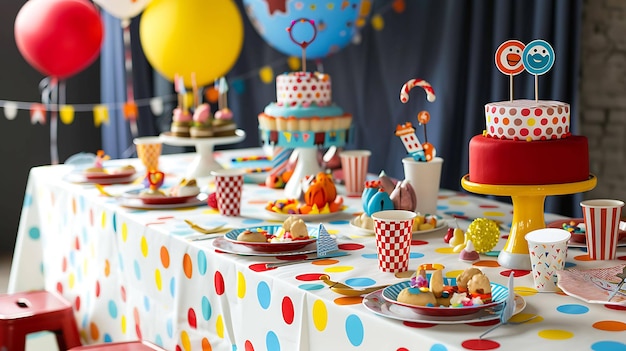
[49,78,59,165]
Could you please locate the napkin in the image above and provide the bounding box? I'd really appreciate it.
[317,224,338,257]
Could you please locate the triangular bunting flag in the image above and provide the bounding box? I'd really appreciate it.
[316,223,338,257]
[30,103,46,125]
[283,132,292,142]
[59,105,75,124]
[93,105,109,127]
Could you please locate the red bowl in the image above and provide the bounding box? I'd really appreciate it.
[546,218,626,243]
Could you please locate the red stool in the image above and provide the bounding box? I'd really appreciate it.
[0,290,82,351]
[68,340,166,350]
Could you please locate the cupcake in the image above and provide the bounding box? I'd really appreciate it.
[190,104,214,138]
[170,108,192,137]
[212,108,237,137]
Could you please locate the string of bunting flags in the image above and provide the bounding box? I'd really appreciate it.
[1,0,404,127]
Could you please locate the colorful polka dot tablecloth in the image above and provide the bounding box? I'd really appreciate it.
[9,150,626,351]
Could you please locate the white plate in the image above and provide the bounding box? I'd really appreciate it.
[349,217,446,236]
[117,193,207,210]
[556,265,626,306]
[362,289,526,324]
[265,208,346,222]
[210,237,317,256]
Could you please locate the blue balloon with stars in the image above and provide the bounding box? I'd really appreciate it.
[243,0,370,60]
[522,39,555,75]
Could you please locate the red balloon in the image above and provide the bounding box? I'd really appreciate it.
[14,0,104,79]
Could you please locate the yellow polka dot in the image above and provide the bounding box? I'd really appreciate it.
[104,260,110,277]
[323,266,353,273]
[511,313,542,324]
[448,199,470,206]
[435,247,456,254]
[140,236,148,257]
[537,329,574,340]
[514,286,538,296]
[155,269,162,291]
[527,118,535,126]
[482,211,505,217]
[216,315,224,338]
[121,315,127,334]
[287,56,301,71]
[121,223,128,242]
[312,299,328,331]
[259,66,274,84]
[101,211,106,229]
[326,229,339,235]
[237,271,246,299]
[68,273,75,289]
[445,269,464,279]
[181,330,191,351]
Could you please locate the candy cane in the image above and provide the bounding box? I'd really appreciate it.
[400,79,436,103]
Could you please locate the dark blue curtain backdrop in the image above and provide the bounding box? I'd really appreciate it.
[101,0,584,216]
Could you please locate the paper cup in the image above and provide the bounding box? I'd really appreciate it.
[134,136,162,172]
[525,228,571,291]
[401,157,443,215]
[580,199,625,260]
[371,210,416,273]
[339,150,371,196]
[211,169,245,216]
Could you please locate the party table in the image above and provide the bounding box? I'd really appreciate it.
[9,149,626,351]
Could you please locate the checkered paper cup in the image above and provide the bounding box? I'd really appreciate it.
[371,210,416,273]
[211,169,245,216]
[580,199,625,260]
[339,150,371,196]
[133,136,162,172]
[525,228,571,292]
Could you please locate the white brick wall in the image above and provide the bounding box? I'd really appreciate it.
[581,0,626,201]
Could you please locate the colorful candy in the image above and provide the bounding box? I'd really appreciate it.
[400,78,436,103]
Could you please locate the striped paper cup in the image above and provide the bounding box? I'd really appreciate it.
[339,150,371,196]
[580,199,625,260]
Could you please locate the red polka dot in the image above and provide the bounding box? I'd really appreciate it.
[244,340,255,351]
[135,323,142,339]
[494,117,499,124]
[520,128,529,136]
[276,254,309,261]
[500,269,530,277]
[521,108,530,116]
[605,304,626,311]
[533,128,542,136]
[478,205,499,209]
[534,109,543,117]
[499,108,505,114]
[282,296,295,324]
[541,118,548,125]
[62,257,67,272]
[338,243,365,250]
[121,286,126,302]
[466,319,499,327]
[296,273,325,281]
[249,263,274,272]
[95,280,100,297]
[491,107,496,113]
[411,240,429,245]
[75,296,81,311]
[403,321,436,328]
[188,308,197,329]
[461,338,500,350]
[214,271,225,295]
[397,348,410,351]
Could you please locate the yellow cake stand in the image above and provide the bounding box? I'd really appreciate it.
[461,174,597,270]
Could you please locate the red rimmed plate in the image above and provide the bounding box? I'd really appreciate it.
[224,225,317,252]
[547,218,626,243]
[381,281,508,317]
[123,189,200,205]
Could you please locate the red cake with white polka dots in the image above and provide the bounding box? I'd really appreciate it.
[468,100,589,185]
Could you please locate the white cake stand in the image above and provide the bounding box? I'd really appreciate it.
[160,130,246,178]
[283,148,323,199]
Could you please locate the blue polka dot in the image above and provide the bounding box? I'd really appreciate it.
[242,218,264,225]
[409,252,424,259]
[201,296,212,320]
[23,193,32,207]
[485,251,499,257]
[112,213,117,233]
[118,253,125,271]
[28,227,40,240]
[556,304,589,314]
[430,344,448,351]
[103,334,112,342]
[298,283,325,291]
[266,330,280,351]
[328,219,350,225]
[170,277,176,297]
[69,251,76,266]
[345,314,364,346]
[154,335,163,347]
[197,251,207,275]
[166,318,173,338]
[79,196,86,212]
[443,211,464,217]
[108,300,118,318]
[257,281,271,309]
[362,253,378,259]
[133,260,141,280]
[172,230,194,236]
[81,314,88,329]
[345,277,376,287]
[82,227,88,244]
[143,296,150,311]
[437,205,448,211]
[591,341,626,351]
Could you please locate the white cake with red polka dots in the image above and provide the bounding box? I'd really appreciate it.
[484,100,570,141]
[468,99,589,185]
[258,72,352,133]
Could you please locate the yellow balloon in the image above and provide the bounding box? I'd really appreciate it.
[140,0,243,87]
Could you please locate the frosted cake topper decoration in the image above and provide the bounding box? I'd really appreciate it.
[287,18,317,72]
[522,39,555,102]
[495,40,526,101]
[396,78,436,162]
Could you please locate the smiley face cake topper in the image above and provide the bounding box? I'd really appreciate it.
[522,39,555,75]
[495,40,526,76]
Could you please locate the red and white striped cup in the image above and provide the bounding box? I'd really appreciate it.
[339,150,371,196]
[371,210,416,273]
[580,199,625,260]
[211,169,245,216]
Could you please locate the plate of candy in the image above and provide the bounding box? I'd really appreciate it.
[264,198,346,221]
[224,225,318,252]
[547,218,626,245]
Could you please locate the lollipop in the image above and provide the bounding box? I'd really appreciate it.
[396,78,437,162]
